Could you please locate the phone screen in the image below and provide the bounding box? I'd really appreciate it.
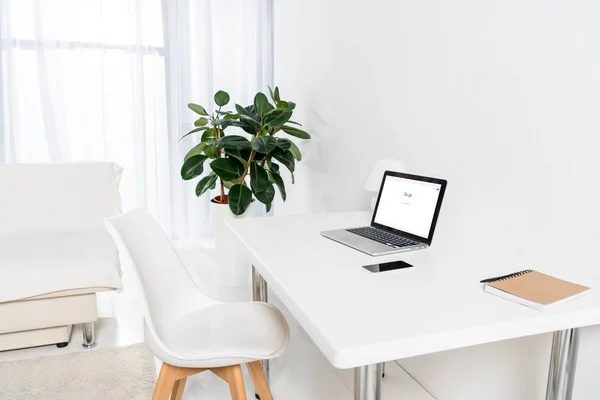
[363,260,413,273]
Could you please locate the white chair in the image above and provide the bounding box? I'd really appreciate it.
[104,209,290,400]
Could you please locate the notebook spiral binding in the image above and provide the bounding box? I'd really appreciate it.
[489,269,533,283]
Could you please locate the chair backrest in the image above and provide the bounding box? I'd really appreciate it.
[0,162,123,235]
[103,209,215,343]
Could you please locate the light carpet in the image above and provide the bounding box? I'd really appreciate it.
[0,343,156,400]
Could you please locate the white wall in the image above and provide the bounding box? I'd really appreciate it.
[274,0,600,399]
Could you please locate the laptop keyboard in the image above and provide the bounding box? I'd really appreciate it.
[347,226,420,248]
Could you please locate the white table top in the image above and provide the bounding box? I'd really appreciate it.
[228,211,600,369]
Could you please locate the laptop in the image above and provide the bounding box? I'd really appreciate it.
[320,171,447,256]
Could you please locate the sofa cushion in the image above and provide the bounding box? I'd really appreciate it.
[0,229,122,303]
[0,162,122,235]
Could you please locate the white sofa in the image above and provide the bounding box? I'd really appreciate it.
[0,162,124,351]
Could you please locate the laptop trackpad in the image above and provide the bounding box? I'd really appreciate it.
[322,229,391,253]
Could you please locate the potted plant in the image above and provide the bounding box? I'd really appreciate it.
[180,87,310,285]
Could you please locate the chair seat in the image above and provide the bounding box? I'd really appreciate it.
[154,301,290,368]
[0,229,122,303]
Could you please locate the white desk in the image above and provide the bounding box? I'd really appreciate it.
[228,211,600,400]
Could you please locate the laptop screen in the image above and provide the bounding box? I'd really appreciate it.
[373,175,443,239]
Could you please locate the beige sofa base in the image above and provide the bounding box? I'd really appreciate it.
[0,325,72,352]
[0,293,98,352]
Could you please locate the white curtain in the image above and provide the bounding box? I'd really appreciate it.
[0,0,273,242]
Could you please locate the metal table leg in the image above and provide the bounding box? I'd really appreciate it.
[355,363,383,400]
[252,266,270,386]
[545,328,580,400]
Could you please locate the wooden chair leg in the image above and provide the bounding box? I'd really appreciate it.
[171,377,187,400]
[210,366,230,382]
[152,363,178,400]
[226,364,247,400]
[153,363,206,400]
[247,361,273,400]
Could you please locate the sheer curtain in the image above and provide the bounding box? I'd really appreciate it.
[0,0,273,242]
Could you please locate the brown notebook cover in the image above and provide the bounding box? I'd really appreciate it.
[484,270,590,308]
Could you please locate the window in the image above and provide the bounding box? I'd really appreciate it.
[0,0,274,241]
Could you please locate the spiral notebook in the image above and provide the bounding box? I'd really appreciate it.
[481,270,590,310]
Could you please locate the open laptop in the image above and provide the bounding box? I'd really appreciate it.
[320,171,447,256]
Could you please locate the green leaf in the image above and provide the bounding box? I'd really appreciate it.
[235,104,254,118]
[195,173,218,197]
[287,140,302,161]
[287,120,302,126]
[254,183,275,205]
[265,110,292,127]
[210,158,245,181]
[235,104,260,134]
[224,148,250,167]
[253,151,266,162]
[184,142,208,161]
[204,145,219,158]
[239,123,258,135]
[276,100,288,109]
[264,108,284,120]
[272,149,295,173]
[266,202,272,213]
[270,171,286,201]
[274,87,281,103]
[201,128,216,142]
[250,161,269,193]
[223,180,236,189]
[267,159,280,173]
[281,125,311,139]
[213,135,252,150]
[254,92,274,115]
[216,119,239,129]
[240,114,261,132]
[251,136,278,154]
[276,138,292,152]
[224,113,239,120]
[214,90,230,107]
[181,155,208,180]
[245,105,259,119]
[268,86,281,103]
[228,184,253,216]
[216,110,232,115]
[268,86,276,103]
[188,103,208,116]
[194,117,209,127]
[179,126,210,141]
[286,101,296,111]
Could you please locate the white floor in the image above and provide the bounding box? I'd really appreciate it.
[0,247,435,400]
